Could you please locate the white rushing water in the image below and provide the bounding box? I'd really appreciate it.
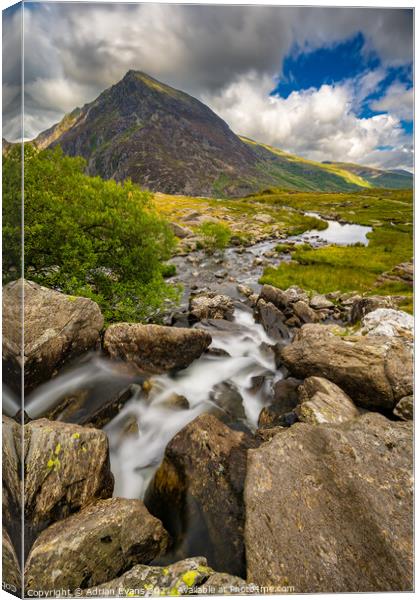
[3,212,371,501]
[105,308,279,499]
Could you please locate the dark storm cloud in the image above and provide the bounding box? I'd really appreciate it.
[2,2,413,169]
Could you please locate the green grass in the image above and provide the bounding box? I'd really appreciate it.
[153,192,329,240]
[247,187,413,227]
[260,188,413,311]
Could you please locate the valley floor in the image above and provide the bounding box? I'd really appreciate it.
[155,187,413,313]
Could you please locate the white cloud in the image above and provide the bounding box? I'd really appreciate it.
[204,73,412,171]
[2,3,413,171]
[370,82,413,121]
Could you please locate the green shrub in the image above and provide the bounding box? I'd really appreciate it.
[161,263,177,278]
[275,242,293,253]
[2,144,179,322]
[197,220,231,253]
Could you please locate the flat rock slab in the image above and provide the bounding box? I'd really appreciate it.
[103,323,211,374]
[2,279,103,393]
[281,324,412,411]
[245,413,413,593]
[25,498,169,593]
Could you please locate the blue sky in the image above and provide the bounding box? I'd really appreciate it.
[2,3,414,170]
[273,33,413,136]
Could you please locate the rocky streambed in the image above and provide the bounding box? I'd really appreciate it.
[1,216,414,596]
[166,213,372,307]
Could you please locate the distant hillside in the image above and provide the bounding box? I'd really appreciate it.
[34,70,413,196]
[322,161,413,190]
[242,138,373,193]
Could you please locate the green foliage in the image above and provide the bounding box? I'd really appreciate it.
[197,220,231,253]
[2,144,179,322]
[161,263,177,278]
[275,243,293,254]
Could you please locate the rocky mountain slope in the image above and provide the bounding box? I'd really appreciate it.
[34,70,413,196]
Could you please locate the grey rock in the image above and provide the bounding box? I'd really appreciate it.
[309,294,334,310]
[245,413,413,592]
[196,572,249,595]
[103,323,211,374]
[189,293,234,321]
[169,222,193,238]
[25,498,168,593]
[2,279,103,393]
[361,308,414,344]
[255,299,289,341]
[295,376,359,425]
[24,419,113,550]
[258,378,300,428]
[393,395,413,421]
[145,414,258,577]
[83,557,213,597]
[209,382,246,423]
[281,324,413,411]
[292,300,319,324]
[350,295,398,324]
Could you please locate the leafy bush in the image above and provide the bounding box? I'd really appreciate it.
[197,220,231,253]
[2,145,179,322]
[161,263,177,278]
[275,242,294,254]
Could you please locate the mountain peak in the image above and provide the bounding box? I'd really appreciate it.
[34,72,413,196]
[120,69,185,99]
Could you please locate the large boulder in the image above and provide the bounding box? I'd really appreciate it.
[295,376,359,425]
[83,557,247,597]
[23,419,113,551]
[2,279,104,393]
[281,324,412,411]
[245,413,413,592]
[103,323,211,374]
[24,498,169,593]
[189,293,234,322]
[145,414,258,577]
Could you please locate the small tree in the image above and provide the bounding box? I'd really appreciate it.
[198,220,231,254]
[2,144,178,322]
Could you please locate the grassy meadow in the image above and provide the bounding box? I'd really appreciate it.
[155,187,413,312]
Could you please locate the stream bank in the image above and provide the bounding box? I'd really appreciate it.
[2,211,413,595]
